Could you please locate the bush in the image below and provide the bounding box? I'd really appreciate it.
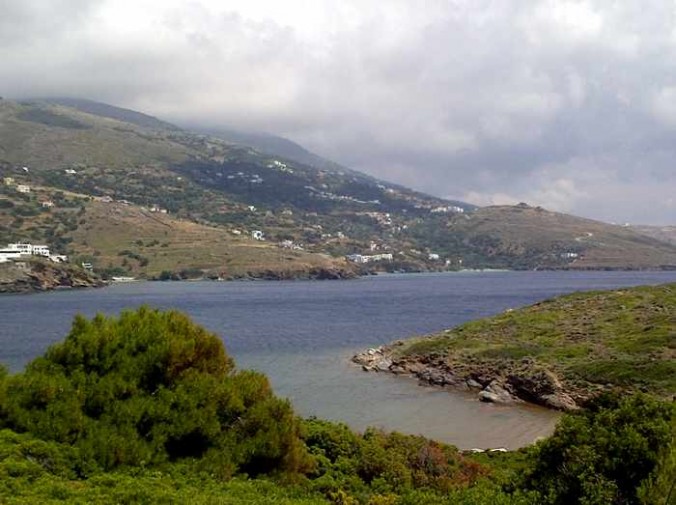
[523,392,675,505]
[0,307,312,478]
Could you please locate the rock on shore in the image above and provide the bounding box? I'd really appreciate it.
[0,259,104,293]
[352,345,578,411]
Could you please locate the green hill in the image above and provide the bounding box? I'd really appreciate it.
[354,283,676,410]
[1,97,676,275]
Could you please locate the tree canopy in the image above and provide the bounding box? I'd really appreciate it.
[0,306,311,476]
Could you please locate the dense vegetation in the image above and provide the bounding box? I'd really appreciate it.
[0,307,674,504]
[393,282,676,404]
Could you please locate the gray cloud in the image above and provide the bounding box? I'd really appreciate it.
[1,0,675,224]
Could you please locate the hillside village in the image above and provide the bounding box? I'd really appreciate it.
[1,99,675,281]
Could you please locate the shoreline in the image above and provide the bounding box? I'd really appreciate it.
[352,343,581,412]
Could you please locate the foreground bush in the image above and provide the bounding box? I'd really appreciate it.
[523,392,675,505]
[0,307,312,477]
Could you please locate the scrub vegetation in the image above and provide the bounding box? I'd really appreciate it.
[394,282,676,403]
[0,306,673,504]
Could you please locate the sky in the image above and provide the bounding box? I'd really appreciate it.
[1,0,675,225]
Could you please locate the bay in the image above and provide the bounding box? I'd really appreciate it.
[2,270,675,449]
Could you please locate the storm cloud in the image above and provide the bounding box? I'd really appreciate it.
[1,0,675,224]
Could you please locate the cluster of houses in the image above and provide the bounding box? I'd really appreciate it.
[346,253,394,264]
[0,242,67,264]
[429,205,465,214]
[3,177,30,194]
[267,160,294,174]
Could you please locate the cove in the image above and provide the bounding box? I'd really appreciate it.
[2,270,675,449]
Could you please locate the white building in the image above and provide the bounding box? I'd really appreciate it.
[16,184,30,193]
[430,205,464,214]
[346,253,393,264]
[428,253,440,260]
[32,245,51,257]
[0,242,52,263]
[251,230,264,241]
[0,248,23,263]
[7,243,32,255]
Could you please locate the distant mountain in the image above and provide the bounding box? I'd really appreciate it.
[1,97,675,276]
[39,97,179,131]
[203,127,341,170]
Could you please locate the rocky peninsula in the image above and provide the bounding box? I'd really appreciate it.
[0,259,104,293]
[353,282,675,411]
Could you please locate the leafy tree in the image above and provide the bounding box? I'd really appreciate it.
[523,392,675,505]
[0,307,312,477]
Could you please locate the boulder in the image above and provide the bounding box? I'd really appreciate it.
[478,381,515,404]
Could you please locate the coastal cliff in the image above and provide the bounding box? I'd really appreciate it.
[353,283,675,411]
[0,259,104,293]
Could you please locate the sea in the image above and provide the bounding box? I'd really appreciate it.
[2,270,675,449]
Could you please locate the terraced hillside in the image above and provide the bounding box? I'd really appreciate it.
[2,97,676,274]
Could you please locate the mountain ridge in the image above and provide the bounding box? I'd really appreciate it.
[1,97,675,278]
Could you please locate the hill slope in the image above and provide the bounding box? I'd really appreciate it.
[354,283,676,410]
[1,97,676,273]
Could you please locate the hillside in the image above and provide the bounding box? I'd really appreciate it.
[440,204,676,270]
[1,97,676,274]
[69,200,355,280]
[631,224,676,246]
[354,283,676,410]
[0,180,354,280]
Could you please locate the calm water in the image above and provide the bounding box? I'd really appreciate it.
[2,270,675,449]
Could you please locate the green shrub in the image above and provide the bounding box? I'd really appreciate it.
[1,307,312,478]
[523,392,675,505]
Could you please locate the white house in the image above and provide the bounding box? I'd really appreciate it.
[346,254,367,264]
[346,253,393,264]
[0,248,23,263]
[5,242,50,257]
[32,245,51,257]
[428,253,440,261]
[16,184,30,193]
[3,177,14,186]
[251,230,264,241]
[7,243,32,255]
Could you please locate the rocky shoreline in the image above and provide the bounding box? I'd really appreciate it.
[352,343,579,411]
[0,260,105,294]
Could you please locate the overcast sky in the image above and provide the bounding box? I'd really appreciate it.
[1,0,675,224]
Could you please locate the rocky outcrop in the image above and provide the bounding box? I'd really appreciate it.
[224,265,358,281]
[352,345,580,411]
[0,259,104,293]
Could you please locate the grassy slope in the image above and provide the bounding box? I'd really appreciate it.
[632,225,676,246]
[68,200,351,278]
[0,100,189,169]
[395,283,676,399]
[451,205,676,269]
